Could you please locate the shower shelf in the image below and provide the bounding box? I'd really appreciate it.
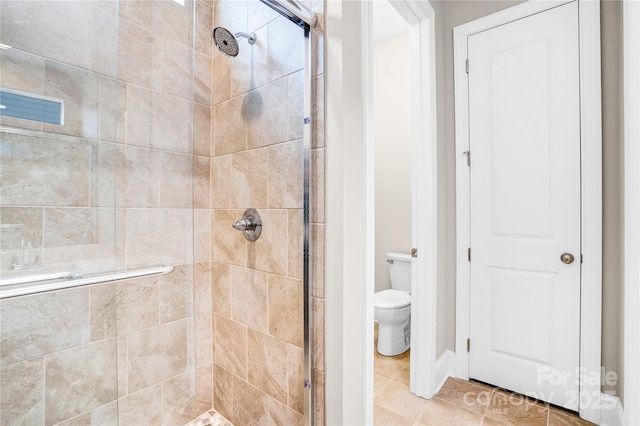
[0,264,174,299]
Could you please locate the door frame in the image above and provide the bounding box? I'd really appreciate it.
[362,0,439,408]
[453,1,602,424]
[624,0,640,424]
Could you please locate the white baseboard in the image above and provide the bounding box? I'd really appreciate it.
[434,350,456,395]
[600,393,625,426]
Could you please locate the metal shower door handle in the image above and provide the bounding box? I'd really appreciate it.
[560,253,575,264]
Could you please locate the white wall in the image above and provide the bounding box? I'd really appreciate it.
[373,32,412,293]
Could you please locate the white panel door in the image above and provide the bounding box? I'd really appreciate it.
[468,1,581,410]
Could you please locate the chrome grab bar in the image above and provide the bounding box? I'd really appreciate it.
[0,264,174,299]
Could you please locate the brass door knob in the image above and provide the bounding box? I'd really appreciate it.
[560,253,575,265]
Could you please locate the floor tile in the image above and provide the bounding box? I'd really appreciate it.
[436,378,492,415]
[416,397,484,426]
[374,380,429,421]
[374,373,392,396]
[373,404,414,426]
[484,389,548,426]
[393,364,410,386]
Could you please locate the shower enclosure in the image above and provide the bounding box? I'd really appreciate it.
[0,0,325,424]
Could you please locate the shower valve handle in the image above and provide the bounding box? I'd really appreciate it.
[233,218,257,231]
[232,208,262,241]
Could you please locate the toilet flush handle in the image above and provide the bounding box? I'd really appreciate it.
[386,259,394,264]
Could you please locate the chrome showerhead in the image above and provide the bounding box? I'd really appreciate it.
[212,26,257,57]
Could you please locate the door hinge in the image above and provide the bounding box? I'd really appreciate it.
[466,59,469,74]
[411,248,418,258]
[463,151,471,167]
[581,254,584,264]
[468,248,471,262]
[467,338,470,352]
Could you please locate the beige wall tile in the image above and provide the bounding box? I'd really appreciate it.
[0,288,89,365]
[213,314,247,379]
[214,96,246,156]
[196,363,214,410]
[287,345,303,414]
[0,206,43,257]
[150,91,190,153]
[195,50,213,105]
[116,144,161,207]
[118,385,162,426]
[159,151,193,208]
[159,264,195,323]
[214,0,248,33]
[314,368,325,426]
[268,397,304,426]
[251,209,288,275]
[268,275,303,347]
[161,37,192,100]
[211,149,268,209]
[246,79,288,149]
[311,3,325,77]
[212,209,247,266]
[214,364,234,421]
[115,277,160,334]
[247,329,288,404]
[312,223,325,298]
[98,77,126,143]
[127,319,189,393]
[195,0,214,55]
[90,284,117,342]
[161,371,208,425]
[247,0,279,32]
[128,0,191,46]
[232,376,269,425]
[313,297,325,372]
[195,261,213,313]
[212,54,232,106]
[0,48,45,94]
[268,139,303,208]
[117,18,163,90]
[57,401,118,426]
[230,266,268,332]
[116,335,128,398]
[311,148,325,223]
[194,209,212,263]
[0,357,44,426]
[267,16,304,81]
[194,103,212,156]
[211,261,231,316]
[312,74,325,149]
[124,84,153,148]
[287,209,303,279]
[195,312,214,368]
[43,208,113,248]
[0,1,112,72]
[44,339,117,425]
[0,133,92,207]
[195,156,211,209]
[288,71,304,140]
[125,208,193,267]
[230,25,268,97]
[91,7,118,77]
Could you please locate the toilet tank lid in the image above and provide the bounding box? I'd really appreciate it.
[386,252,411,262]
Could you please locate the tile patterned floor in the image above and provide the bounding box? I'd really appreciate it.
[373,327,595,426]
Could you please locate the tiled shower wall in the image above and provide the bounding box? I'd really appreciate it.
[0,0,215,424]
[208,0,325,424]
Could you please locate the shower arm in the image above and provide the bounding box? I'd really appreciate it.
[235,32,257,45]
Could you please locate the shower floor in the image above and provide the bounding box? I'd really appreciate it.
[185,409,233,426]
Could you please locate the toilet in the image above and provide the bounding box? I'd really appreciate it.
[374,252,412,356]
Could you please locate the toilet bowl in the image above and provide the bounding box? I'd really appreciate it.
[374,253,412,356]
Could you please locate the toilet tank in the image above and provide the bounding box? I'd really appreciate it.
[387,252,412,292]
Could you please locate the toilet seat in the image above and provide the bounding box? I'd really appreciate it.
[374,289,411,310]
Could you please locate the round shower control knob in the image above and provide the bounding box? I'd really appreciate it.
[232,208,262,241]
